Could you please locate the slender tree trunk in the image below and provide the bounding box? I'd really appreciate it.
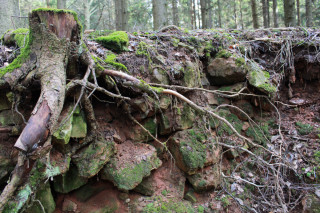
[217,0,222,27]
[239,0,244,29]
[305,0,313,27]
[262,0,268,28]
[172,0,180,26]
[283,0,296,27]
[121,0,129,31]
[208,0,213,28]
[193,0,197,28]
[234,0,238,28]
[296,0,300,26]
[0,0,20,34]
[272,0,278,27]
[197,0,201,28]
[152,0,168,30]
[200,0,208,28]
[189,0,194,29]
[46,0,50,7]
[251,0,259,28]
[267,0,270,27]
[84,0,90,30]
[115,0,122,30]
[57,0,66,9]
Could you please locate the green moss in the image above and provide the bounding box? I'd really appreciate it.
[143,118,157,136]
[136,41,150,57]
[245,124,270,146]
[248,67,276,95]
[0,32,31,77]
[295,122,314,135]
[216,49,232,58]
[216,110,243,136]
[179,129,207,170]
[104,54,128,72]
[235,57,246,67]
[104,156,161,191]
[95,31,129,53]
[88,29,114,39]
[11,28,29,47]
[143,196,195,213]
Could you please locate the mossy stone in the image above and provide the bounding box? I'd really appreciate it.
[101,143,162,191]
[72,139,115,178]
[169,128,221,175]
[95,31,129,53]
[0,92,11,111]
[184,191,197,203]
[53,165,88,193]
[71,107,87,138]
[53,112,73,145]
[130,118,158,142]
[0,110,22,126]
[247,66,276,96]
[187,164,221,192]
[25,183,55,213]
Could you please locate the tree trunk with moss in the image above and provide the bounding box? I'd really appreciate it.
[152,0,168,30]
[0,9,92,211]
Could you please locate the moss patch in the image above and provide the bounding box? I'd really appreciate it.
[95,31,129,53]
[104,54,128,72]
[216,49,232,58]
[295,122,314,135]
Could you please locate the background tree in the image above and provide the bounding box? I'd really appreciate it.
[283,0,296,26]
[251,0,259,28]
[172,0,179,26]
[272,0,278,27]
[305,0,313,27]
[152,0,168,30]
[57,0,67,9]
[0,0,20,35]
[115,0,129,31]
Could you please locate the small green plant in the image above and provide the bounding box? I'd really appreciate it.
[295,122,314,135]
[216,49,232,58]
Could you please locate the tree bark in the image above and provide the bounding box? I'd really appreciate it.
[234,0,238,28]
[0,0,20,35]
[262,0,268,28]
[200,0,208,28]
[57,0,67,9]
[272,0,278,27]
[283,0,296,27]
[296,0,300,26]
[84,0,90,30]
[152,0,168,30]
[121,0,129,31]
[305,0,313,27]
[217,0,222,27]
[239,0,244,29]
[172,0,180,26]
[251,0,259,29]
[208,0,213,28]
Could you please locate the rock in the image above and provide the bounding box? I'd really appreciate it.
[52,109,73,145]
[0,92,11,111]
[168,128,221,175]
[74,183,106,202]
[160,103,195,135]
[159,95,171,110]
[230,100,254,121]
[95,31,129,53]
[72,138,115,178]
[184,190,197,203]
[134,161,186,198]
[187,164,221,192]
[0,147,14,185]
[128,118,158,142]
[208,57,247,85]
[247,66,276,96]
[25,183,56,213]
[302,194,320,213]
[101,141,162,191]
[183,61,200,87]
[53,165,88,193]
[71,107,87,138]
[0,110,22,126]
[152,68,169,84]
[62,199,77,212]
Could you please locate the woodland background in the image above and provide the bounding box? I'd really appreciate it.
[0,0,319,36]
